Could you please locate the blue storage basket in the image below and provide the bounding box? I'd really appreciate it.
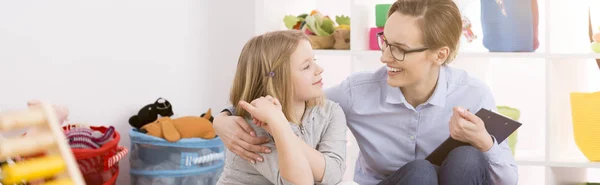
[129,129,225,185]
[481,0,538,52]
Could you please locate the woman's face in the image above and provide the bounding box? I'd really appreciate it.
[380,12,444,88]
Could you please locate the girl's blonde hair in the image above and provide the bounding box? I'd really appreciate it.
[388,0,462,64]
[230,30,323,124]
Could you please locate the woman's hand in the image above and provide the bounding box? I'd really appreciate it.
[449,106,494,152]
[213,112,271,164]
[239,95,286,133]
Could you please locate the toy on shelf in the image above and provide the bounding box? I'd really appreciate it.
[0,101,85,185]
[481,0,539,52]
[333,15,350,50]
[590,27,600,53]
[140,109,216,142]
[370,4,390,50]
[496,106,520,156]
[283,10,350,50]
[462,16,477,43]
[570,91,600,162]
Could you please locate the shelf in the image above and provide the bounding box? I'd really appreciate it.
[514,150,547,166]
[314,49,351,56]
[548,53,600,59]
[548,161,600,168]
[320,50,600,59]
[516,160,547,166]
[259,0,600,184]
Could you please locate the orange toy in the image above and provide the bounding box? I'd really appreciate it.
[140,109,216,142]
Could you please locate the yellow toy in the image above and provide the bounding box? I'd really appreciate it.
[0,102,85,185]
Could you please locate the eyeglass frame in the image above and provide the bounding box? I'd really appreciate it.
[376,32,429,61]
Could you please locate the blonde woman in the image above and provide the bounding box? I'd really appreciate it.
[215,0,518,184]
[216,30,350,185]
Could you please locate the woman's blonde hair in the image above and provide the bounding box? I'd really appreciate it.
[230,30,323,124]
[388,0,462,64]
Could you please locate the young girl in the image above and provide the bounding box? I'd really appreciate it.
[216,30,347,185]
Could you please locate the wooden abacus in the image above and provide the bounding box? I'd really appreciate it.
[0,102,85,185]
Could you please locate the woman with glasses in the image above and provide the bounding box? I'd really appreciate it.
[213,0,518,184]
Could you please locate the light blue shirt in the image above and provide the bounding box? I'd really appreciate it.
[325,65,518,185]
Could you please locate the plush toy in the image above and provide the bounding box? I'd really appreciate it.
[332,15,350,50]
[284,11,350,50]
[284,10,335,49]
[27,99,69,125]
[591,29,600,53]
[24,100,69,137]
[129,98,174,130]
[462,16,477,43]
[140,109,216,142]
[333,29,350,50]
[65,126,115,149]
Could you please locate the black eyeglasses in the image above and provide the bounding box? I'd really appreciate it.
[377,32,428,61]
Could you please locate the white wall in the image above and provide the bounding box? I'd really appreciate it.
[0,0,255,184]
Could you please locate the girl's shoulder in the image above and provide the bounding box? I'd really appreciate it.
[307,100,345,123]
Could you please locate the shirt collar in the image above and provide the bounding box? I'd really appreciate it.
[385,66,448,107]
[426,66,447,107]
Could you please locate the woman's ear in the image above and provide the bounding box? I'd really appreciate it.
[433,46,450,65]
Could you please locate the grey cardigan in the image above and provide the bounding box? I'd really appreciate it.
[217,100,347,185]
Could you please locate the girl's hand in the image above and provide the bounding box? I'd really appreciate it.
[239,96,285,133]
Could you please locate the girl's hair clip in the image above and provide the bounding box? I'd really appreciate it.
[267,71,275,77]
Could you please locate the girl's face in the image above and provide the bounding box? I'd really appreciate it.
[290,39,324,102]
[380,12,442,88]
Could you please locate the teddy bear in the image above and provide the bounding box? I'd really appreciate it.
[140,109,216,142]
[129,97,174,130]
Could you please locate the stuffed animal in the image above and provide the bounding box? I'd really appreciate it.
[129,98,174,130]
[333,29,350,50]
[332,15,350,50]
[65,126,115,149]
[27,99,69,125]
[25,100,69,137]
[141,109,216,142]
[284,11,350,50]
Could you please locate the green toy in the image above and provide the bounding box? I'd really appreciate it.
[375,4,392,27]
[304,10,335,36]
[497,106,520,156]
[284,10,344,36]
[336,15,350,29]
[283,10,351,49]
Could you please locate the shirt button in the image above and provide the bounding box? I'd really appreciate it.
[410,136,415,140]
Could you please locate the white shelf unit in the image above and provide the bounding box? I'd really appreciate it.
[255,0,600,184]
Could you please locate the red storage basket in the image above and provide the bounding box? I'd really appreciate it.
[63,125,128,185]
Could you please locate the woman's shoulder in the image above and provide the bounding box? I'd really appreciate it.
[444,65,492,94]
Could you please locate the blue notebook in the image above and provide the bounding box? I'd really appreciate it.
[425,108,522,166]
